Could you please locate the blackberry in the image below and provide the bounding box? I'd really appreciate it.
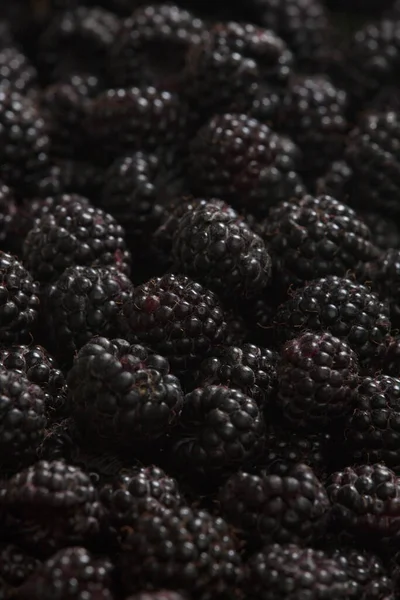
[172,202,272,300]
[37,159,105,201]
[193,344,278,407]
[67,336,184,450]
[0,460,104,555]
[45,265,133,365]
[273,276,392,371]
[109,3,207,89]
[246,544,357,599]
[15,546,114,600]
[0,544,40,591]
[277,332,359,430]
[262,195,378,290]
[121,273,229,370]
[171,385,265,474]
[0,183,18,254]
[327,464,400,542]
[315,160,353,200]
[188,113,305,217]
[219,463,329,545]
[382,336,400,378]
[119,505,242,597]
[365,249,400,328]
[360,212,400,251]
[23,197,131,284]
[0,46,37,94]
[126,593,188,600]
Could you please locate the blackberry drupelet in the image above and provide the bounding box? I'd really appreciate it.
[109,3,207,89]
[0,46,37,94]
[365,249,400,328]
[172,202,272,300]
[273,276,392,372]
[119,505,242,596]
[277,332,359,430]
[219,463,330,545]
[121,273,229,370]
[327,464,400,543]
[23,197,131,283]
[0,251,39,344]
[171,385,265,474]
[188,113,305,217]
[262,195,379,290]
[0,544,40,592]
[246,544,357,599]
[193,344,278,407]
[45,265,133,365]
[67,336,184,450]
[15,546,114,600]
[0,460,104,556]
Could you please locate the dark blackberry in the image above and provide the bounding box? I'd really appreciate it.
[0,460,104,555]
[45,265,133,365]
[273,276,392,372]
[183,21,293,116]
[38,6,120,82]
[119,505,242,597]
[365,249,400,328]
[262,195,379,290]
[23,197,131,284]
[345,111,400,216]
[171,385,265,475]
[193,344,278,408]
[277,332,359,430]
[0,89,49,194]
[15,546,114,600]
[188,113,305,217]
[246,544,357,600]
[121,273,229,370]
[67,336,184,450]
[109,3,207,89]
[0,544,40,592]
[126,593,188,600]
[382,336,400,378]
[219,463,329,545]
[0,46,37,94]
[326,0,394,14]
[37,159,105,201]
[0,183,18,254]
[360,212,400,251]
[172,202,272,300]
[315,160,353,200]
[327,464,400,542]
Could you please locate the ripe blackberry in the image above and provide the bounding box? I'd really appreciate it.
[219,463,329,545]
[23,197,131,283]
[193,344,278,407]
[119,505,242,597]
[15,546,114,600]
[0,544,40,592]
[171,385,265,474]
[188,113,305,217]
[109,3,207,89]
[121,273,229,370]
[0,46,37,94]
[327,464,400,542]
[360,212,400,251]
[315,160,353,200]
[37,159,105,201]
[246,544,356,600]
[67,336,184,450]
[0,460,104,555]
[365,249,400,328]
[274,276,392,372]
[172,202,272,300]
[262,195,378,290]
[45,265,133,366]
[277,332,359,430]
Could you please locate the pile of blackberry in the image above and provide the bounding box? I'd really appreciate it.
[1,1,400,598]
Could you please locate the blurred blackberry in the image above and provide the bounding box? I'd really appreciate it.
[277,332,359,430]
[171,385,265,475]
[0,544,40,593]
[219,463,329,545]
[126,593,188,600]
[192,344,277,408]
[119,505,242,597]
[345,111,400,216]
[367,85,400,113]
[274,276,392,372]
[188,113,305,217]
[109,3,207,90]
[67,337,184,451]
[45,265,133,366]
[121,273,229,370]
[325,0,395,13]
[37,159,105,201]
[0,46,37,94]
[0,182,18,254]
[172,202,271,300]
[382,336,400,378]
[0,460,104,556]
[38,6,120,82]
[365,249,400,328]
[360,212,400,251]
[15,546,114,600]
[315,160,353,200]
[246,544,356,600]
[23,198,131,284]
[327,464,400,543]
[0,89,49,194]
[262,195,378,290]
[183,21,293,116]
